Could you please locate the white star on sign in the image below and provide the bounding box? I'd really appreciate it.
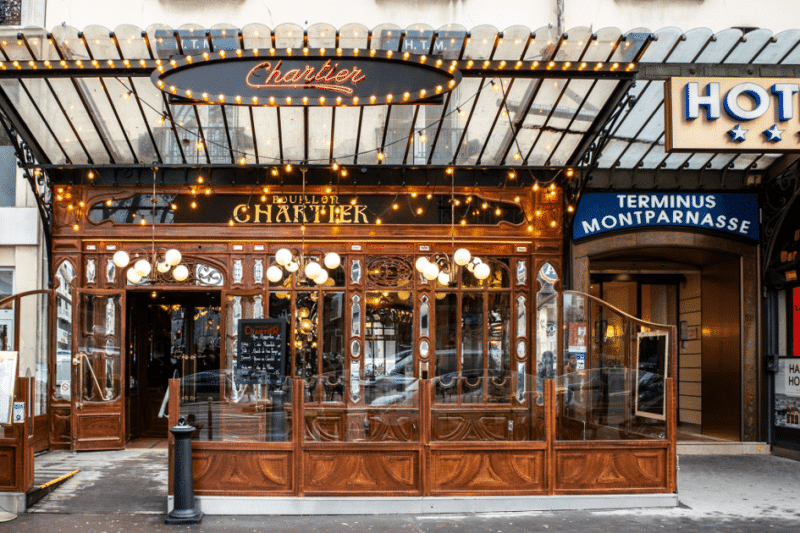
[764,124,785,142]
[728,124,747,142]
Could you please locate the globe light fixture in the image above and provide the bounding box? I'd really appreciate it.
[268,168,341,285]
[414,169,491,284]
[112,169,190,285]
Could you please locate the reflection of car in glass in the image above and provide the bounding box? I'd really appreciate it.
[636,371,664,414]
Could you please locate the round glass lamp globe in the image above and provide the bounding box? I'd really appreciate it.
[173,264,189,282]
[453,248,471,266]
[314,270,329,285]
[286,261,299,273]
[275,248,293,266]
[437,271,451,286]
[423,263,440,281]
[156,261,171,274]
[112,250,130,268]
[305,261,322,280]
[474,262,491,280]
[323,252,341,270]
[126,268,142,284]
[415,256,430,272]
[266,265,283,283]
[165,249,182,266]
[134,259,151,277]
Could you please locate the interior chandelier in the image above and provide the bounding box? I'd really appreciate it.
[414,168,491,284]
[266,167,340,285]
[111,169,189,284]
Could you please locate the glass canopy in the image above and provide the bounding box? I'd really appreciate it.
[0,23,797,173]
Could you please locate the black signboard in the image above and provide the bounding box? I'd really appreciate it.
[152,50,460,107]
[236,319,287,386]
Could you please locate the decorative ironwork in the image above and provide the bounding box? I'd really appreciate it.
[762,159,800,288]
[0,0,20,26]
[366,256,414,289]
[196,263,224,286]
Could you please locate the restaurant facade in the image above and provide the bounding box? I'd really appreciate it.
[1,0,799,512]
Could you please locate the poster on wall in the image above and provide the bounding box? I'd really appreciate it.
[775,358,800,430]
[0,351,18,425]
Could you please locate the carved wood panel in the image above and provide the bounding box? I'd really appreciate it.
[50,407,71,449]
[74,413,123,449]
[365,411,419,442]
[0,446,16,489]
[192,449,293,495]
[430,449,545,494]
[303,450,419,494]
[431,410,534,441]
[304,412,346,441]
[555,449,667,492]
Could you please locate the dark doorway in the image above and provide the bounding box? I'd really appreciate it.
[126,290,221,440]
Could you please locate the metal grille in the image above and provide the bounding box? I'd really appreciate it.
[0,0,21,26]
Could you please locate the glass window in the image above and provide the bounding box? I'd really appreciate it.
[54,263,74,399]
[365,291,414,380]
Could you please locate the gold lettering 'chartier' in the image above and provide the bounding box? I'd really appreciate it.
[246,59,366,96]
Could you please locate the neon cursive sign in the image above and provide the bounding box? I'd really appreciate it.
[246,59,366,96]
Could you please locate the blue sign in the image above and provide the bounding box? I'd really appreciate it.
[573,193,759,241]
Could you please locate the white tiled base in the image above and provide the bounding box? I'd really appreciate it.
[0,493,25,514]
[677,442,770,455]
[168,493,679,516]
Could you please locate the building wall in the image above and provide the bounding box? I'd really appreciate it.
[23,0,799,34]
[679,271,702,426]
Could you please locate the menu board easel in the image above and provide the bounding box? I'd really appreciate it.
[236,319,287,386]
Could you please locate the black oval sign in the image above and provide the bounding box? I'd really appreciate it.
[152,48,461,106]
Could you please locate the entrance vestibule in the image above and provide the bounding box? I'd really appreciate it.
[585,245,750,442]
[126,291,221,440]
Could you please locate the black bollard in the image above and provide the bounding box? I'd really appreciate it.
[165,417,203,524]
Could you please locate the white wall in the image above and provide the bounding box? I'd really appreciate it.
[38,0,800,35]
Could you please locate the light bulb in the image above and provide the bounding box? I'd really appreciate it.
[286,261,299,273]
[300,318,314,331]
[314,269,329,285]
[275,248,293,266]
[474,262,491,280]
[126,268,142,284]
[156,261,171,273]
[173,264,189,282]
[423,262,440,281]
[415,256,430,272]
[112,250,130,268]
[453,248,471,266]
[266,265,283,282]
[298,307,310,318]
[134,259,151,277]
[438,271,451,285]
[305,261,322,280]
[323,252,341,270]
[165,248,182,266]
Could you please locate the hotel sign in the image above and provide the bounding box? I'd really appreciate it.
[151,49,461,106]
[572,192,759,241]
[665,77,800,152]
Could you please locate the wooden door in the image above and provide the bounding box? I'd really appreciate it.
[71,290,126,451]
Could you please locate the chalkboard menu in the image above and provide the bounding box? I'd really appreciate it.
[236,319,287,386]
